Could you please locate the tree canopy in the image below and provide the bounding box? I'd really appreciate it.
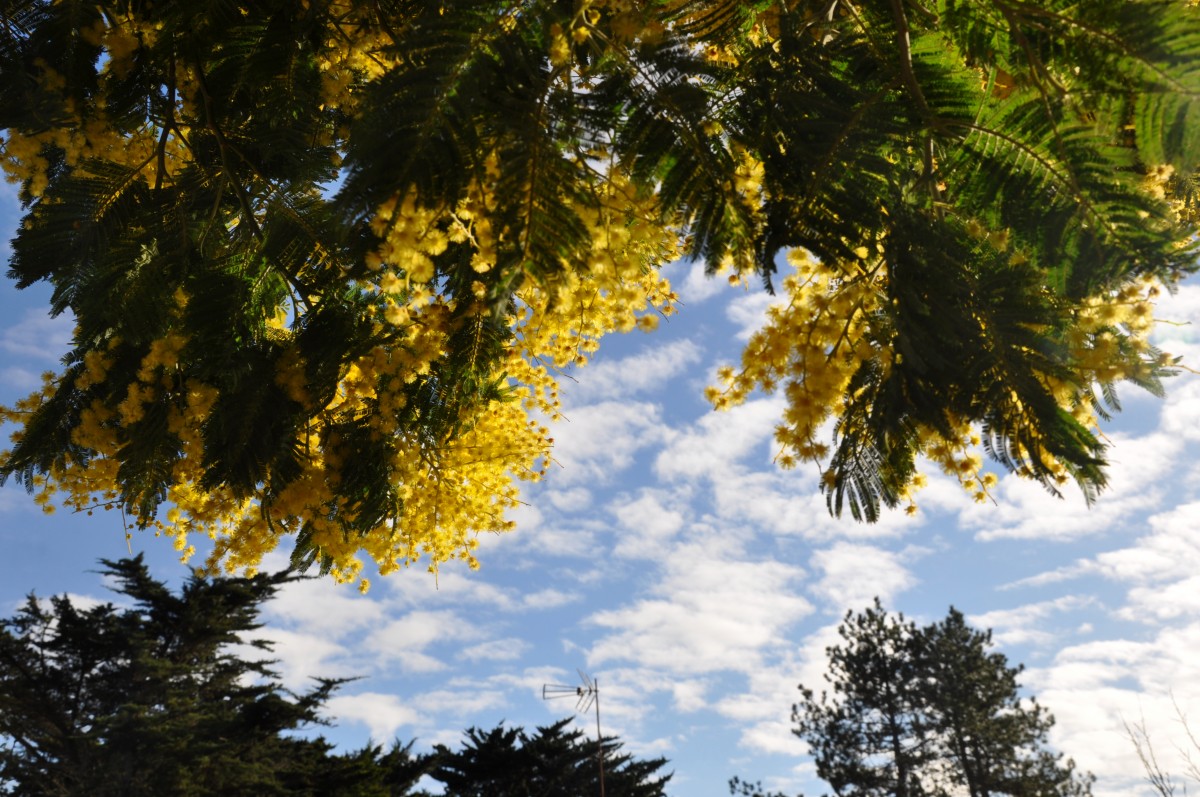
[0,556,428,796]
[1,0,1198,584]
[427,719,672,796]
[780,601,1093,797]
[0,556,672,795]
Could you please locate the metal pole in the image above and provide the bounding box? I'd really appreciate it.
[595,677,606,797]
[543,671,606,796]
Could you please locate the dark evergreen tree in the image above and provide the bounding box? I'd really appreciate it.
[748,601,1093,797]
[428,718,671,797]
[0,557,426,796]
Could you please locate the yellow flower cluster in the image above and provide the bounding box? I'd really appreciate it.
[310,0,397,114]
[0,0,687,588]
[544,0,678,69]
[708,248,885,462]
[708,247,1170,514]
[1022,277,1166,486]
[918,425,996,505]
[2,3,388,196]
[510,169,679,400]
[0,11,184,195]
[3,149,677,590]
[187,167,673,583]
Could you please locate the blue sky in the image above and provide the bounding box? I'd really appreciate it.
[2,179,1200,797]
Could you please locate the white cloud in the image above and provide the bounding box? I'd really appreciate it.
[1002,562,1095,590]
[931,345,1198,544]
[1152,283,1200,359]
[551,400,671,485]
[30,591,107,615]
[60,591,106,611]
[410,686,511,720]
[706,473,825,536]
[715,675,797,726]
[325,692,422,741]
[964,481,1119,543]
[808,542,917,612]
[1003,501,1200,601]
[1124,575,1200,621]
[502,516,601,560]
[545,486,593,512]
[563,339,703,405]
[1024,623,1200,797]
[588,541,812,675]
[250,627,356,688]
[0,309,73,362]
[1114,502,1200,584]
[966,595,1096,647]
[521,588,580,610]
[459,637,529,662]
[705,470,919,541]
[726,291,778,341]
[960,427,1179,542]
[265,576,386,639]
[376,559,578,614]
[736,716,808,757]
[714,624,842,759]
[0,366,47,394]
[485,493,604,561]
[655,397,782,483]
[366,609,483,672]
[567,666,683,730]
[483,665,573,700]
[612,489,686,559]
[670,678,711,713]
[663,259,732,305]
[379,566,524,612]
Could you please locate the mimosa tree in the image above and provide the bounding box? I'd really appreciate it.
[1,0,1197,586]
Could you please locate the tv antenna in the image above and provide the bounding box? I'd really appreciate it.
[543,669,606,797]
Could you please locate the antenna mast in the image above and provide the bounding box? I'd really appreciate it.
[542,669,606,797]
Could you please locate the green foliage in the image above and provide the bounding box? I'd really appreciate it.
[1,0,1199,544]
[723,0,1196,517]
[427,718,672,797]
[0,557,426,796]
[0,557,676,796]
[779,600,1094,797]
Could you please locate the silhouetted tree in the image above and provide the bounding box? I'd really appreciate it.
[429,718,671,797]
[0,557,426,796]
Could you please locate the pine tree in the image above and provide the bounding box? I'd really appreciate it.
[1,1,1198,581]
[0,556,426,796]
[912,609,1090,797]
[788,601,1092,797]
[795,602,932,797]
